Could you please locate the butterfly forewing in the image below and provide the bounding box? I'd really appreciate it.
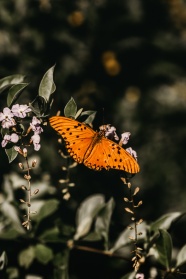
[49,116,96,163]
[49,116,140,173]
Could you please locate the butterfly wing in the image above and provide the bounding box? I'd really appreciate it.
[50,116,140,173]
[49,116,96,163]
[84,136,140,173]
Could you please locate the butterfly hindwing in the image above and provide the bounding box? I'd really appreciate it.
[84,137,140,173]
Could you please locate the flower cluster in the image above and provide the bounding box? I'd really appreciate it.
[30,116,43,151]
[0,104,43,151]
[100,124,138,161]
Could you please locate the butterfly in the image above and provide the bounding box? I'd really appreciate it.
[49,116,140,174]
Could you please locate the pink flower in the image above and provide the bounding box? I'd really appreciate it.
[126,147,138,161]
[1,133,19,147]
[11,104,31,118]
[119,132,131,145]
[0,107,15,128]
[99,124,119,141]
[31,134,41,151]
[30,116,43,134]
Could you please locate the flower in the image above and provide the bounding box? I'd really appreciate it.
[126,147,138,161]
[11,104,31,118]
[1,133,19,147]
[30,116,43,134]
[31,134,41,151]
[119,132,131,145]
[99,124,119,141]
[0,107,15,128]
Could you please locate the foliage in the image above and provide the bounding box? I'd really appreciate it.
[0,68,186,279]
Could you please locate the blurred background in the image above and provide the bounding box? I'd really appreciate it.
[0,0,186,278]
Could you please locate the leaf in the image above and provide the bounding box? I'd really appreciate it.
[29,95,48,116]
[35,244,54,264]
[175,244,186,268]
[53,249,70,279]
[150,212,183,233]
[82,111,97,125]
[74,194,105,240]
[0,251,7,270]
[151,229,172,269]
[0,201,25,235]
[6,267,19,279]
[7,83,29,107]
[5,147,18,163]
[95,198,115,249]
[0,74,25,94]
[39,227,60,242]
[110,221,147,253]
[18,246,35,268]
[75,108,83,119]
[64,97,77,118]
[39,65,56,102]
[33,199,59,223]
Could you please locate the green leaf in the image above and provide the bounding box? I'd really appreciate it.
[29,95,49,116]
[33,199,59,223]
[110,221,147,253]
[83,111,97,126]
[74,194,105,240]
[6,267,19,279]
[35,244,54,264]
[0,251,7,270]
[53,249,70,279]
[176,244,186,268]
[39,227,60,242]
[95,198,115,249]
[18,246,35,268]
[5,147,18,163]
[7,83,29,107]
[0,201,25,235]
[151,229,172,269]
[0,74,25,94]
[64,97,77,118]
[39,65,56,102]
[150,212,183,233]
[75,108,83,119]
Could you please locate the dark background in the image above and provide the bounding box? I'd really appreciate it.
[0,0,186,277]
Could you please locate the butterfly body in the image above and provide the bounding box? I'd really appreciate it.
[49,116,140,173]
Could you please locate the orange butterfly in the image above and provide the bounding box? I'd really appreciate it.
[49,116,140,174]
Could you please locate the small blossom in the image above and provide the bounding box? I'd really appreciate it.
[31,134,41,151]
[119,132,131,145]
[23,148,28,157]
[11,104,31,118]
[1,133,19,147]
[30,116,43,134]
[126,147,138,161]
[99,124,119,141]
[11,133,19,143]
[0,107,15,128]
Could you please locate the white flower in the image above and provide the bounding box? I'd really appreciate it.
[11,104,31,118]
[1,133,19,147]
[119,132,131,145]
[126,147,138,161]
[31,134,41,151]
[0,107,15,128]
